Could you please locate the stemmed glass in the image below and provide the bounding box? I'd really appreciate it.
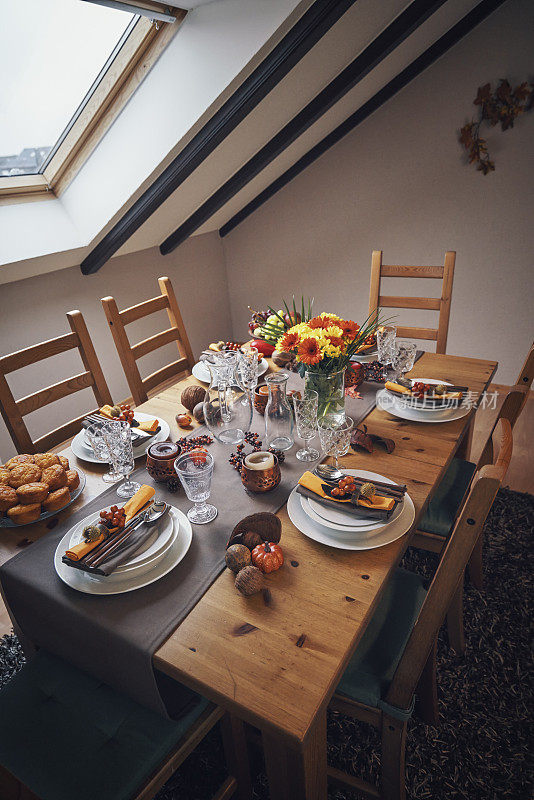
[101,421,141,499]
[174,450,217,524]
[84,423,120,483]
[391,340,417,382]
[377,325,397,368]
[292,390,319,462]
[239,346,259,393]
[318,417,354,469]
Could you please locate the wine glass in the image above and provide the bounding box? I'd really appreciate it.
[318,417,354,469]
[101,421,141,499]
[377,325,397,366]
[292,390,319,462]
[239,346,259,393]
[84,423,120,483]
[391,340,417,382]
[174,450,217,524]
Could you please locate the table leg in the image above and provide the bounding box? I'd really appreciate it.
[262,708,327,800]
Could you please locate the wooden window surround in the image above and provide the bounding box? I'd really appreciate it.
[0,11,185,206]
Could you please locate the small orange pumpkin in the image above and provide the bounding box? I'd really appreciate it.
[251,541,284,573]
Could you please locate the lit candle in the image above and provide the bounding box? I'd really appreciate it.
[244,451,275,470]
[258,385,269,395]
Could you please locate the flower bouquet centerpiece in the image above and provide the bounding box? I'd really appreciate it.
[275,311,381,424]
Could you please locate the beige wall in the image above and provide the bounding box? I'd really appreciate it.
[0,232,231,460]
[222,0,534,385]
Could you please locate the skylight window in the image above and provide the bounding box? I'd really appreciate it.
[0,0,136,178]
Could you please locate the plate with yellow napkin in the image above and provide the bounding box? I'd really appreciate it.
[71,412,170,463]
[287,483,415,551]
[298,469,405,533]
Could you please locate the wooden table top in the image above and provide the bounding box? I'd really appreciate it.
[0,351,497,746]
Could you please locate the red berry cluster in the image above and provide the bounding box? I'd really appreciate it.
[118,403,135,424]
[412,381,432,399]
[362,361,387,383]
[223,341,241,351]
[99,505,126,529]
[179,434,214,453]
[331,476,357,498]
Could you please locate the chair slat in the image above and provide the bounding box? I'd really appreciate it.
[142,358,190,395]
[379,296,441,310]
[121,294,169,326]
[395,326,438,341]
[131,327,181,360]
[0,332,79,374]
[380,265,444,278]
[17,372,94,417]
[33,411,100,453]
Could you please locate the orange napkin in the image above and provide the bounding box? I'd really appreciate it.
[298,472,395,511]
[385,381,411,395]
[123,484,155,523]
[137,419,159,433]
[65,534,106,561]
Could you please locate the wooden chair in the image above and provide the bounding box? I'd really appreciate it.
[516,340,534,390]
[0,650,251,800]
[369,250,456,353]
[102,277,195,406]
[328,417,513,800]
[0,311,112,454]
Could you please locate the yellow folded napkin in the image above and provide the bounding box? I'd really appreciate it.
[385,381,411,395]
[123,484,156,523]
[65,534,105,562]
[298,472,395,511]
[137,419,159,433]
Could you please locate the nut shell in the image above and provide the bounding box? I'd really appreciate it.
[272,350,295,367]
[359,482,376,499]
[234,566,263,596]
[225,543,252,573]
[228,512,282,548]
[193,402,205,423]
[181,385,206,412]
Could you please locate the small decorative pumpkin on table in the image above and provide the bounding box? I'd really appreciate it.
[251,541,284,573]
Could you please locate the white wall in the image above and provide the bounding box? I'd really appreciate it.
[0,232,231,460]
[222,0,534,385]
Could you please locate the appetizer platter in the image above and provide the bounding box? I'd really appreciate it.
[0,452,85,527]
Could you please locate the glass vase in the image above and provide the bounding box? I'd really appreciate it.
[304,368,346,426]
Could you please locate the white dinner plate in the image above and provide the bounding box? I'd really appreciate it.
[377,389,470,424]
[287,486,415,551]
[351,348,378,364]
[192,358,269,384]
[385,378,459,412]
[66,506,177,575]
[54,506,192,594]
[302,469,404,532]
[71,412,170,463]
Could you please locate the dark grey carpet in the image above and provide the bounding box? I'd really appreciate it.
[1,488,532,799]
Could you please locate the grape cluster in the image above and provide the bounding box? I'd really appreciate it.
[178,434,214,453]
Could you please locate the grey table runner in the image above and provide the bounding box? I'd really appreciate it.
[0,356,422,717]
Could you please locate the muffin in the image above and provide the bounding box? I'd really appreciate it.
[41,465,68,491]
[8,463,42,488]
[34,453,60,470]
[7,503,41,525]
[0,485,18,512]
[0,468,11,485]
[66,470,80,491]
[5,454,34,470]
[57,455,70,471]
[42,487,70,513]
[16,482,49,505]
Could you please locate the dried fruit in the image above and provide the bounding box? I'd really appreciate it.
[181,385,206,412]
[192,402,204,423]
[359,482,376,500]
[225,544,252,573]
[176,413,192,429]
[234,566,263,596]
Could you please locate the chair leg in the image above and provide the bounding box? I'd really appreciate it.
[446,580,465,654]
[380,714,407,800]
[468,531,484,589]
[220,713,252,800]
[415,636,439,726]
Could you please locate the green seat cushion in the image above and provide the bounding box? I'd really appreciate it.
[336,568,427,710]
[419,458,476,538]
[0,650,209,800]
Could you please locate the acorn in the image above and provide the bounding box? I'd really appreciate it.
[234,566,263,596]
[434,383,445,395]
[359,482,376,500]
[193,402,205,423]
[110,405,122,417]
[225,544,252,573]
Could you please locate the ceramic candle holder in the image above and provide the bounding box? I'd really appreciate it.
[241,452,281,493]
[254,385,269,416]
[146,441,181,483]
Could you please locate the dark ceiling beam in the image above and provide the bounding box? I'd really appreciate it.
[159,0,449,255]
[220,0,507,238]
[79,0,358,274]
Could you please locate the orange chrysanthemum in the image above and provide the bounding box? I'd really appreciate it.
[307,316,326,330]
[298,337,323,365]
[339,319,360,338]
[326,334,344,348]
[279,331,300,351]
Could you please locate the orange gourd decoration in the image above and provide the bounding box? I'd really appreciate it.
[251,541,284,573]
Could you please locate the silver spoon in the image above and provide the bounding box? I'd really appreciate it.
[314,463,344,482]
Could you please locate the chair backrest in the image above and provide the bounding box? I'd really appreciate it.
[369,250,456,354]
[101,276,195,406]
[0,311,112,454]
[477,385,526,469]
[385,415,513,712]
[516,341,534,390]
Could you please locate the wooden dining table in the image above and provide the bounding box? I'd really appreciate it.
[0,351,497,800]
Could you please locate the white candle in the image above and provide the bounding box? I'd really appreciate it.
[244,451,275,470]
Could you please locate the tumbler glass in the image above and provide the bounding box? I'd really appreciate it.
[102,421,141,499]
[292,390,319,462]
[174,450,217,524]
[239,346,259,393]
[377,325,397,366]
[318,417,354,469]
[85,423,120,483]
[391,340,417,381]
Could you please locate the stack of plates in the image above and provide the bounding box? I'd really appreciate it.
[54,505,192,595]
[287,469,415,551]
[71,412,171,463]
[377,378,470,423]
